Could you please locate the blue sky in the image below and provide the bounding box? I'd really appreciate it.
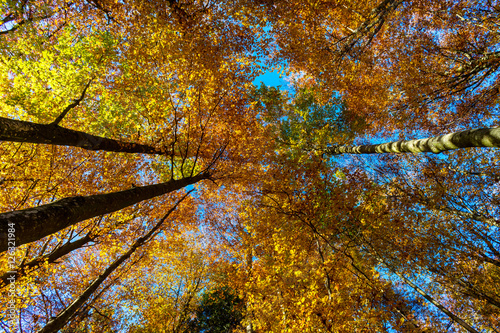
[253,70,286,88]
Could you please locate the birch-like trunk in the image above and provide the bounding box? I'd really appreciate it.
[0,116,168,155]
[0,173,209,252]
[324,127,500,155]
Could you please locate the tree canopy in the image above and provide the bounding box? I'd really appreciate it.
[1,0,499,332]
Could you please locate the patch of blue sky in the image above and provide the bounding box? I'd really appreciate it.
[253,69,288,88]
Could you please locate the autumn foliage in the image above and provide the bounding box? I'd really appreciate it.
[0,0,499,332]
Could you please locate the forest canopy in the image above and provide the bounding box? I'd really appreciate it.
[0,0,499,332]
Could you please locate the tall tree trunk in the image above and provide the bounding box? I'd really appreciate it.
[366,247,480,333]
[245,245,254,333]
[318,211,478,332]
[36,193,189,333]
[323,127,500,155]
[0,173,209,252]
[0,116,168,155]
[390,269,480,333]
[429,265,500,309]
[0,233,94,288]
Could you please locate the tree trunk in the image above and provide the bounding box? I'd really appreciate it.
[0,116,168,155]
[368,250,480,333]
[0,233,93,288]
[36,194,188,333]
[245,245,255,333]
[0,173,209,252]
[391,269,480,333]
[324,127,500,155]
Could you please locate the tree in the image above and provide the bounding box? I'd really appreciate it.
[37,192,190,333]
[257,0,500,134]
[1,0,500,332]
[322,126,500,155]
[1,1,263,331]
[0,116,168,155]
[0,107,226,255]
[0,172,211,251]
[186,286,244,333]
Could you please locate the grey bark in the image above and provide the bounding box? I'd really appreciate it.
[324,127,500,155]
[0,116,168,155]
[0,173,209,252]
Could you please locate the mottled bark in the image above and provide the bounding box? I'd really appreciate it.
[37,195,188,333]
[0,233,93,288]
[0,173,209,252]
[0,117,168,155]
[324,127,500,155]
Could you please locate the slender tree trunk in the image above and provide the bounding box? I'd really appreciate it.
[245,245,254,333]
[429,265,500,309]
[0,233,93,288]
[391,269,480,333]
[432,206,499,227]
[324,127,500,155]
[368,250,480,333]
[37,194,189,333]
[332,214,478,332]
[0,173,209,252]
[0,116,168,155]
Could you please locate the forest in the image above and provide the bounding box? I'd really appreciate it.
[0,0,499,332]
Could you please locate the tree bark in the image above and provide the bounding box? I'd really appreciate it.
[36,194,189,333]
[0,173,209,252]
[324,127,500,155]
[0,116,168,155]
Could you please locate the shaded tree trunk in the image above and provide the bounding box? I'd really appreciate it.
[0,116,168,155]
[37,194,189,333]
[365,245,480,333]
[245,245,254,333]
[0,173,209,252]
[324,127,500,155]
[391,268,480,333]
